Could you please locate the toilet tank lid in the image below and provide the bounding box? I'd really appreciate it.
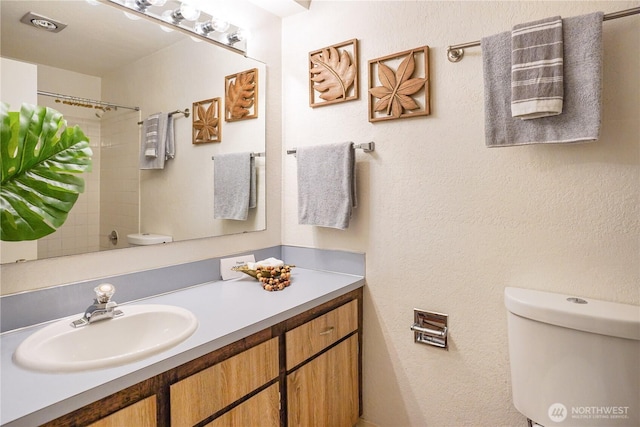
[505,287,640,341]
[127,233,173,245]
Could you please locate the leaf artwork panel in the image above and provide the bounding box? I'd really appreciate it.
[368,46,430,122]
[193,98,221,144]
[309,39,359,108]
[225,68,258,122]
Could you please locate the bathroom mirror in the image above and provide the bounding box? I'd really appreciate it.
[0,0,266,264]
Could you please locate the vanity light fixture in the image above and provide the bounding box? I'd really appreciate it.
[105,0,248,53]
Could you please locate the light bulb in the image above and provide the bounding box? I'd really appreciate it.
[163,4,200,23]
[196,19,230,35]
[179,3,200,21]
[212,19,230,32]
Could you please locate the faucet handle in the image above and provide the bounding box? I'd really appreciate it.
[94,283,116,303]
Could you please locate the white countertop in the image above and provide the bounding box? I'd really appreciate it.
[0,268,364,427]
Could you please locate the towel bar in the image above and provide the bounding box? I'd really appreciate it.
[137,108,190,125]
[446,6,640,62]
[287,141,375,155]
[211,152,265,160]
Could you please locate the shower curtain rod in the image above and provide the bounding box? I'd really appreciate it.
[446,6,640,62]
[37,90,140,111]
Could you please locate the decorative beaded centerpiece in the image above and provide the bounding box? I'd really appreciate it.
[232,264,295,292]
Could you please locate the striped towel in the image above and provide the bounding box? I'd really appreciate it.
[511,16,564,119]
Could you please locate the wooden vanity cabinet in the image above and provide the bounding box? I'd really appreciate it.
[40,287,362,427]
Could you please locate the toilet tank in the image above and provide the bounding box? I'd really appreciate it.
[504,287,639,426]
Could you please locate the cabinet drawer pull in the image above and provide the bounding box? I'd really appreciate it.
[319,327,335,336]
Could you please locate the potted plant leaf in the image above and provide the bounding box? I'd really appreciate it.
[1,102,92,241]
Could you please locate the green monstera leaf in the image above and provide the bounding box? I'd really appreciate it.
[1,102,92,241]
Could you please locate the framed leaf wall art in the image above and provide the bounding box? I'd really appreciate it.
[193,97,221,144]
[309,39,359,107]
[225,68,258,122]
[368,46,430,122]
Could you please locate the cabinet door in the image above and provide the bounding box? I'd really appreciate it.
[171,337,279,427]
[287,334,359,427]
[87,396,156,427]
[205,383,280,427]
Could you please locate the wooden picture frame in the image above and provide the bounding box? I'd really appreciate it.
[309,39,359,108]
[368,46,430,122]
[225,68,258,122]
[192,97,221,144]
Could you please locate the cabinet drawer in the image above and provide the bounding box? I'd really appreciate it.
[286,299,358,370]
[170,337,279,427]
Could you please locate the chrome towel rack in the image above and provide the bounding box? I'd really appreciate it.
[211,152,265,160]
[137,108,190,125]
[446,7,640,62]
[287,142,375,155]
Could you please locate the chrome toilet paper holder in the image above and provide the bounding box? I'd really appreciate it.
[411,309,448,349]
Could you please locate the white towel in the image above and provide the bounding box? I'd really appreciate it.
[214,152,255,220]
[483,12,603,147]
[297,142,356,230]
[511,16,564,119]
[139,112,174,169]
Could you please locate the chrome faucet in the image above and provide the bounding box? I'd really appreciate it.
[71,283,124,328]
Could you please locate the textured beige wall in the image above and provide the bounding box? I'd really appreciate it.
[280,1,639,425]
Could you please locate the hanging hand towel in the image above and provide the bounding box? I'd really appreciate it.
[139,112,173,169]
[214,152,255,220]
[511,16,564,119]
[297,142,356,230]
[165,114,175,160]
[483,12,603,147]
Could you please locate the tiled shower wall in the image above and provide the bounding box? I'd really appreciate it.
[37,108,140,258]
[38,116,101,259]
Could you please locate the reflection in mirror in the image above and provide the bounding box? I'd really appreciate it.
[0,0,266,264]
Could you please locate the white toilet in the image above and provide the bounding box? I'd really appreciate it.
[505,287,639,426]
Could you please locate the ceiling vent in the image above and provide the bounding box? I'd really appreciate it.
[20,12,67,33]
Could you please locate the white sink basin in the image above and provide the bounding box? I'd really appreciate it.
[14,304,198,373]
